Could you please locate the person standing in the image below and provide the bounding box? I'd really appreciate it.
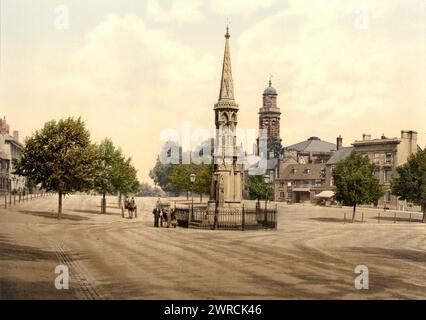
[153,207,161,227]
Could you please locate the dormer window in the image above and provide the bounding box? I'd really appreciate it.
[304,168,311,174]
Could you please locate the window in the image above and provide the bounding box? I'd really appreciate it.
[315,179,322,186]
[384,170,391,183]
[280,192,285,198]
[292,168,297,174]
[374,168,380,179]
[385,152,393,165]
[304,168,311,174]
[374,153,381,164]
[287,182,292,187]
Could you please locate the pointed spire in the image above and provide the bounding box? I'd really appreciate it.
[217,25,237,106]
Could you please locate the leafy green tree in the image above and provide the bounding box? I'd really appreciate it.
[391,149,426,223]
[149,157,176,192]
[14,117,97,218]
[193,164,213,201]
[169,164,191,199]
[332,151,383,222]
[113,156,140,207]
[93,139,140,212]
[247,174,274,206]
[93,139,122,213]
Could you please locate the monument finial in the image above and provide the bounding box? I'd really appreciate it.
[225,20,230,39]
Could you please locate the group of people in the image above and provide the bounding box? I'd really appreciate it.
[123,197,137,219]
[152,198,177,228]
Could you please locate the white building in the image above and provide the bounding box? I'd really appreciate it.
[0,117,25,194]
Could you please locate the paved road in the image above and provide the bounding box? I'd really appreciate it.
[0,195,425,299]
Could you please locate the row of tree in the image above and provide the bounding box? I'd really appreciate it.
[14,117,140,218]
[332,150,426,223]
[149,142,213,201]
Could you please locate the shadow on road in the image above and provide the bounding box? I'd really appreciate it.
[0,239,57,262]
[346,247,426,263]
[18,210,90,221]
[72,209,120,216]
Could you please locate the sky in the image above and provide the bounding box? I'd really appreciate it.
[0,0,425,183]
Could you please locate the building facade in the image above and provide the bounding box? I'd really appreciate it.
[323,131,421,210]
[351,131,420,210]
[0,117,25,194]
[274,163,327,203]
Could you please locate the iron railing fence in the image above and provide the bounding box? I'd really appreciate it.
[175,205,277,231]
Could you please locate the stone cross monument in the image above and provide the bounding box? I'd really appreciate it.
[210,26,243,207]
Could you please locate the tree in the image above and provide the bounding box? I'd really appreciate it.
[391,149,426,223]
[113,156,140,207]
[332,151,383,222]
[93,139,140,212]
[169,164,191,199]
[14,118,97,218]
[193,164,213,201]
[149,157,176,192]
[247,174,274,205]
[93,139,122,213]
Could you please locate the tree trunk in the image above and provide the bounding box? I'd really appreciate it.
[200,193,202,202]
[422,204,426,223]
[102,193,106,214]
[118,192,122,209]
[352,204,357,223]
[186,190,189,200]
[58,191,62,219]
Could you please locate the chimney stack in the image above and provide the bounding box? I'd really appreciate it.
[336,135,343,151]
[362,134,371,141]
[13,130,19,142]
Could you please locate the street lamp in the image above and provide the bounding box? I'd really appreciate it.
[190,173,196,219]
[263,174,270,226]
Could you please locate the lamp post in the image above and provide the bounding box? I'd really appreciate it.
[264,174,270,226]
[190,173,196,219]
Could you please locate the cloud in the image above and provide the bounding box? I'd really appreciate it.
[236,0,425,145]
[0,14,217,182]
[210,0,283,16]
[147,0,204,23]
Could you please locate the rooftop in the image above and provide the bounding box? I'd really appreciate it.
[278,163,326,180]
[326,147,354,165]
[286,137,336,154]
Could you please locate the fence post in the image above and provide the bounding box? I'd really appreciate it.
[362,212,364,223]
[275,203,278,230]
[394,212,397,224]
[344,212,346,224]
[4,194,7,209]
[378,211,381,224]
[242,205,245,231]
[409,212,412,224]
[14,194,16,205]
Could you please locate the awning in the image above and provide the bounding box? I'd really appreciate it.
[315,190,335,198]
[292,188,310,192]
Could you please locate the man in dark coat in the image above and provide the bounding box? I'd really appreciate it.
[153,207,161,227]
